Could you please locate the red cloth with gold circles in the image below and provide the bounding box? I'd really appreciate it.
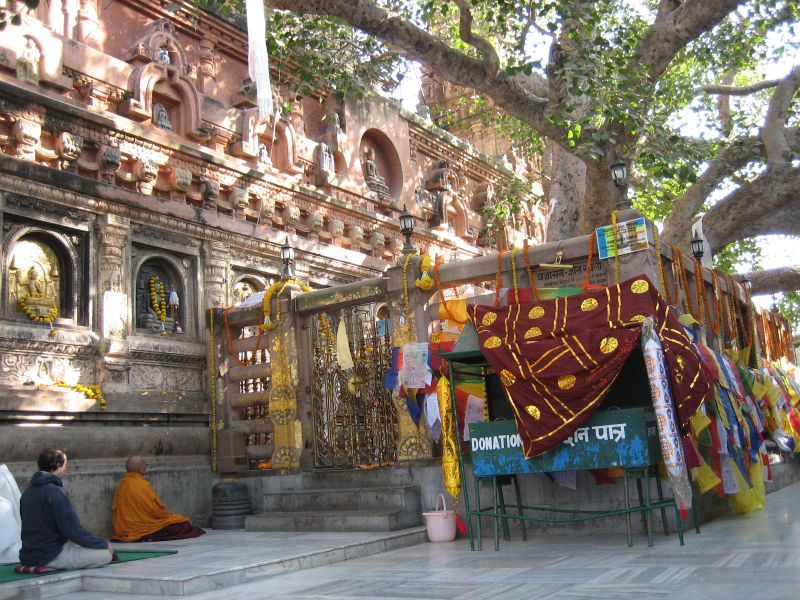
[469,275,711,458]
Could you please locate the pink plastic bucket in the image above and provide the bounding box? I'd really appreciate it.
[422,494,457,542]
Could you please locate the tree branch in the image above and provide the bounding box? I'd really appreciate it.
[702,166,800,253]
[265,0,567,144]
[452,0,499,79]
[634,0,740,82]
[744,265,800,296]
[762,64,800,166]
[696,78,781,96]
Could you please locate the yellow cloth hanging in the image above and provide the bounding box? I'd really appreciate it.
[437,375,461,499]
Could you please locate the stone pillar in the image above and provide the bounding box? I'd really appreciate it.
[202,240,229,308]
[96,214,131,394]
[197,39,218,96]
[387,257,433,461]
[62,0,78,39]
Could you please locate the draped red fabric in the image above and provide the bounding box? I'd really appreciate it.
[469,275,712,457]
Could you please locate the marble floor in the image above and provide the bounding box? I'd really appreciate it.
[4,481,800,600]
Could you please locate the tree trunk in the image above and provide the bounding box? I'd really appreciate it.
[546,144,584,241]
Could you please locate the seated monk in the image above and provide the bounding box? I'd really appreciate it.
[112,457,205,542]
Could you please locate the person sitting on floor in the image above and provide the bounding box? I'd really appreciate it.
[19,449,113,570]
[112,456,205,542]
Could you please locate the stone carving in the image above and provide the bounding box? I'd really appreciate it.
[156,47,171,65]
[308,212,324,233]
[153,103,173,131]
[417,104,432,122]
[314,143,334,186]
[130,365,203,392]
[232,281,255,306]
[260,192,276,218]
[284,205,300,227]
[77,0,101,49]
[136,159,159,194]
[370,230,385,250]
[330,218,344,239]
[56,132,83,170]
[9,255,60,319]
[13,118,41,161]
[0,351,95,386]
[362,147,390,201]
[17,38,41,86]
[200,178,220,210]
[349,225,364,245]
[197,39,217,94]
[100,145,121,182]
[257,143,272,170]
[324,110,345,153]
[230,187,249,210]
[99,215,129,294]
[170,167,192,193]
[202,240,229,308]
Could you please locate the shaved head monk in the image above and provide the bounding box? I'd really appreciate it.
[111,457,205,543]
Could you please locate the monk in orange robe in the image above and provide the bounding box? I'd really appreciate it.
[112,456,205,542]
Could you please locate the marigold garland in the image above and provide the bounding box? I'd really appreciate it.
[693,258,707,326]
[707,270,722,337]
[510,247,520,304]
[402,253,413,317]
[611,211,620,285]
[18,293,58,323]
[149,275,167,322]
[522,240,540,301]
[259,279,334,344]
[653,232,678,305]
[494,249,507,307]
[55,381,106,410]
[415,254,435,291]
[675,250,700,322]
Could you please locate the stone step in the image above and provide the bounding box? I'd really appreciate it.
[245,508,423,532]
[261,485,421,513]
[294,466,418,490]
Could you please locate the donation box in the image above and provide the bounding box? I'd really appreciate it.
[469,408,659,477]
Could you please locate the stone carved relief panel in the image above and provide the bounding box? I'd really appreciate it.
[129,364,204,392]
[0,351,95,386]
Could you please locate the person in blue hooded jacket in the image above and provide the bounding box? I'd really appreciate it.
[19,449,113,569]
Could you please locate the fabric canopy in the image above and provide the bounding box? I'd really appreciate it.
[469,275,712,457]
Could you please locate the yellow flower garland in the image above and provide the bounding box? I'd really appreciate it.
[149,275,167,322]
[55,381,107,410]
[415,254,434,291]
[259,279,335,344]
[18,293,58,323]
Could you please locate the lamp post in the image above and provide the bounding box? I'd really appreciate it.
[610,162,630,210]
[399,205,416,255]
[691,230,705,261]
[280,238,295,281]
[741,276,751,294]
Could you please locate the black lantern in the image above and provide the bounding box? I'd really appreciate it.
[741,276,751,293]
[771,295,779,314]
[399,205,416,255]
[280,237,295,280]
[691,230,704,261]
[610,162,630,210]
[610,162,629,189]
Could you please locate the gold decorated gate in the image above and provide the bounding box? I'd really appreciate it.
[311,308,397,467]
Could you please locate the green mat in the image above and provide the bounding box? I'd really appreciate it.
[0,549,178,583]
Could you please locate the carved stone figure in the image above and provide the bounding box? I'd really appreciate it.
[136,159,159,194]
[260,193,276,218]
[350,225,364,245]
[56,132,83,170]
[257,143,272,170]
[171,167,192,193]
[200,178,220,210]
[157,47,171,65]
[230,187,249,210]
[330,218,344,239]
[17,38,41,86]
[13,118,41,161]
[153,103,173,131]
[232,281,254,306]
[308,212,324,233]
[101,145,122,182]
[362,147,390,201]
[284,205,300,227]
[324,110,345,153]
[370,230,385,250]
[315,143,335,186]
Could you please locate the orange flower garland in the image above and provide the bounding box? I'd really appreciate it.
[510,247,520,304]
[522,240,540,301]
[149,276,167,323]
[494,249,507,307]
[55,381,106,410]
[19,293,58,324]
[707,270,722,337]
[224,306,264,366]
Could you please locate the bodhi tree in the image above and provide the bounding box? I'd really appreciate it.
[241,0,799,300]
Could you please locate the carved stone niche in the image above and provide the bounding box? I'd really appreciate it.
[16,36,42,86]
[120,19,203,138]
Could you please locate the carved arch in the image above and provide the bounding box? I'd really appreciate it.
[132,254,186,335]
[3,227,81,323]
[360,129,402,200]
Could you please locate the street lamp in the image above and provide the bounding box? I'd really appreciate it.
[741,276,751,293]
[399,205,416,255]
[691,230,705,261]
[280,237,295,281]
[610,162,630,210]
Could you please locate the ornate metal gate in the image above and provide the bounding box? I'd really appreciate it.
[311,307,397,467]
